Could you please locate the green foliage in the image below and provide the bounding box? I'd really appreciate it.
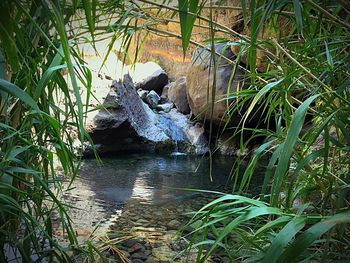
[185,193,350,262]
[1,0,349,262]
[174,0,350,262]
[178,0,200,56]
[0,0,122,261]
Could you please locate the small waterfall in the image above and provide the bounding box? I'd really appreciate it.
[156,114,187,156]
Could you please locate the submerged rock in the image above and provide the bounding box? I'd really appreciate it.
[167,219,181,230]
[152,246,177,262]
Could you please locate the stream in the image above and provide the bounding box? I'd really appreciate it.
[60,154,261,262]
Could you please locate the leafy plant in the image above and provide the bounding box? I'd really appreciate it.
[170,0,350,262]
[0,0,124,261]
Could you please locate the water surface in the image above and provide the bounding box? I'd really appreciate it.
[63,154,238,234]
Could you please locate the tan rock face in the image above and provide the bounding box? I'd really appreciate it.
[168,77,190,114]
[186,44,247,125]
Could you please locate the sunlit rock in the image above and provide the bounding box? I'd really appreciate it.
[168,76,190,114]
[85,74,171,155]
[137,88,149,101]
[186,43,247,125]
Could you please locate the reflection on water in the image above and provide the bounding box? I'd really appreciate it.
[63,154,246,238]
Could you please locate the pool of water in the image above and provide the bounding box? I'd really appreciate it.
[61,154,261,262]
[63,154,235,229]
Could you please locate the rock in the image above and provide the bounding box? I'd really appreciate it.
[152,246,177,262]
[138,89,149,101]
[135,219,150,226]
[131,259,144,263]
[120,250,130,258]
[128,243,145,254]
[85,74,173,155]
[186,43,248,125]
[122,238,145,248]
[186,123,208,155]
[131,251,148,260]
[168,77,190,114]
[146,90,160,109]
[217,132,249,156]
[145,257,158,263]
[131,62,169,94]
[156,109,208,155]
[216,133,238,156]
[169,238,187,251]
[167,219,181,230]
[85,74,209,156]
[156,102,173,113]
[160,83,171,102]
[186,220,203,233]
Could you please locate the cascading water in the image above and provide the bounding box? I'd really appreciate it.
[156,113,187,155]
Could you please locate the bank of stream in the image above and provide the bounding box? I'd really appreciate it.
[58,154,263,262]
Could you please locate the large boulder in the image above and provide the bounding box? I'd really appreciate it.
[130,62,169,94]
[168,77,190,114]
[186,43,247,125]
[85,74,172,154]
[85,74,208,155]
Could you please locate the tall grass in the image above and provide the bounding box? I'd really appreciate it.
[1,0,349,262]
[172,0,350,262]
[0,0,124,261]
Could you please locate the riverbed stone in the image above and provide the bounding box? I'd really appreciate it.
[122,238,145,248]
[128,243,145,254]
[131,251,148,260]
[145,257,158,263]
[135,218,151,227]
[152,246,177,262]
[167,219,181,230]
[120,250,130,258]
